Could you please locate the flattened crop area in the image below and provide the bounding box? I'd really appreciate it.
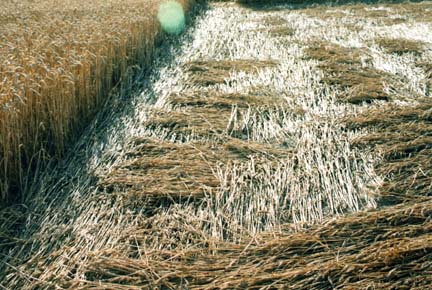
[1,1,431,289]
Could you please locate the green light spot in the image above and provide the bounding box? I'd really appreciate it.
[157,1,186,35]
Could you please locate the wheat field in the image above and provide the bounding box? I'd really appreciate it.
[1,0,431,289]
[0,0,193,203]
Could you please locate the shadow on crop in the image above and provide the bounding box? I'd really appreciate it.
[237,0,424,10]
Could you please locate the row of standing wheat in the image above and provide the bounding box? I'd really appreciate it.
[0,0,192,203]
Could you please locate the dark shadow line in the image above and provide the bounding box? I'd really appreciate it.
[237,0,426,11]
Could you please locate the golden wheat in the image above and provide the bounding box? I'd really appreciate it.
[0,0,193,202]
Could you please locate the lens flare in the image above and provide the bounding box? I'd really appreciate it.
[157,0,185,35]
